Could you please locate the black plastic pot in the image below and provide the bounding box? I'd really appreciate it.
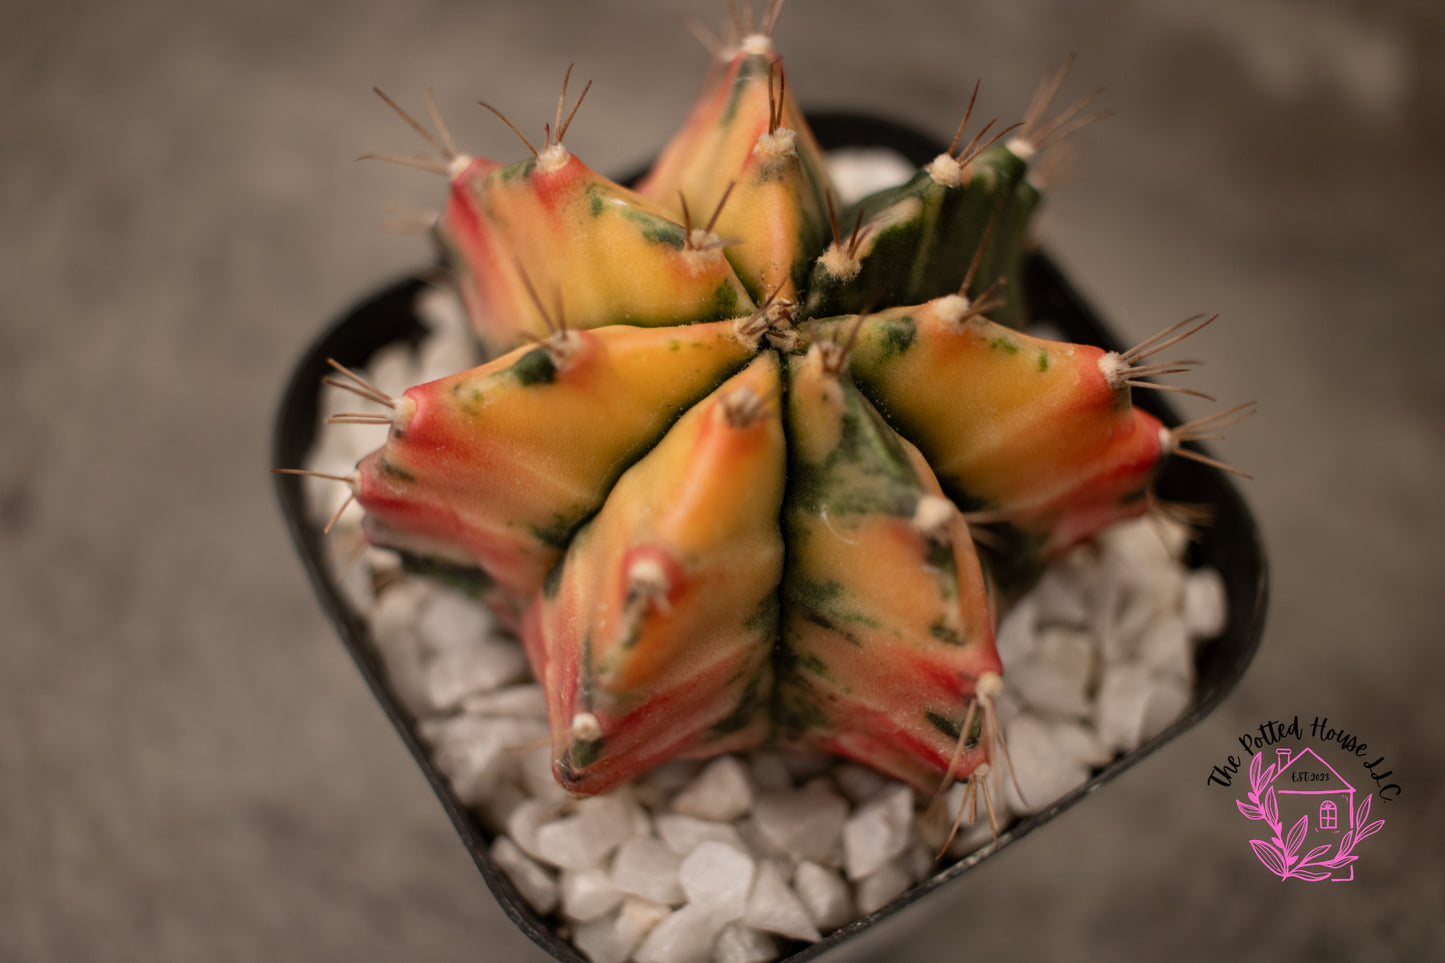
[273,114,1268,962]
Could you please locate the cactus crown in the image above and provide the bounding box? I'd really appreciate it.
[304,3,1251,809]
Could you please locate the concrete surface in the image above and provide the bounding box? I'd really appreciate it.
[3,0,1442,960]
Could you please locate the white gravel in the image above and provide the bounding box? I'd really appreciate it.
[310,510,1224,961]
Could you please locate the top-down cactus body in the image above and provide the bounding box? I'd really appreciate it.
[309,3,1248,812]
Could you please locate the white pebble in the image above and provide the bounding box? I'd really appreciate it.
[514,740,569,803]
[680,841,755,921]
[1010,625,1095,718]
[748,753,794,793]
[832,763,893,804]
[415,288,481,381]
[1030,564,1093,626]
[419,332,481,385]
[517,744,573,804]
[424,638,530,710]
[1141,674,1192,741]
[474,779,527,836]
[743,861,821,942]
[733,817,787,864]
[655,814,747,856]
[901,842,937,884]
[416,587,491,651]
[1101,516,1187,575]
[634,904,725,963]
[628,803,656,840]
[424,714,547,807]
[1183,568,1228,639]
[793,861,853,931]
[535,795,639,870]
[1136,616,1193,682]
[1103,583,1157,663]
[992,683,1024,728]
[715,924,777,963]
[572,917,629,963]
[616,897,671,949]
[364,341,420,409]
[631,760,702,810]
[994,596,1038,664]
[369,581,433,715]
[843,784,914,880]
[671,756,753,822]
[999,714,1093,813]
[1094,662,1154,755]
[854,859,912,915]
[489,836,558,914]
[611,836,685,905]
[1103,531,1185,626]
[646,760,705,793]
[460,683,548,718]
[1153,516,1192,557]
[1049,718,1113,770]
[507,798,562,863]
[826,148,918,204]
[561,866,625,922]
[573,897,668,963]
[777,749,837,782]
[752,783,848,864]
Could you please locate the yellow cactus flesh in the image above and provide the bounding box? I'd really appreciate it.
[444,151,753,352]
[778,347,998,789]
[810,299,1136,514]
[636,44,830,301]
[526,354,785,792]
[355,321,755,595]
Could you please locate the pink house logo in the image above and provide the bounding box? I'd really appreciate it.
[1237,746,1384,881]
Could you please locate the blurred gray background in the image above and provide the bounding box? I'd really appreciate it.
[3,0,1442,960]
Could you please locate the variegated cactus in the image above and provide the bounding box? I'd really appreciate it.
[300,3,1250,815]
